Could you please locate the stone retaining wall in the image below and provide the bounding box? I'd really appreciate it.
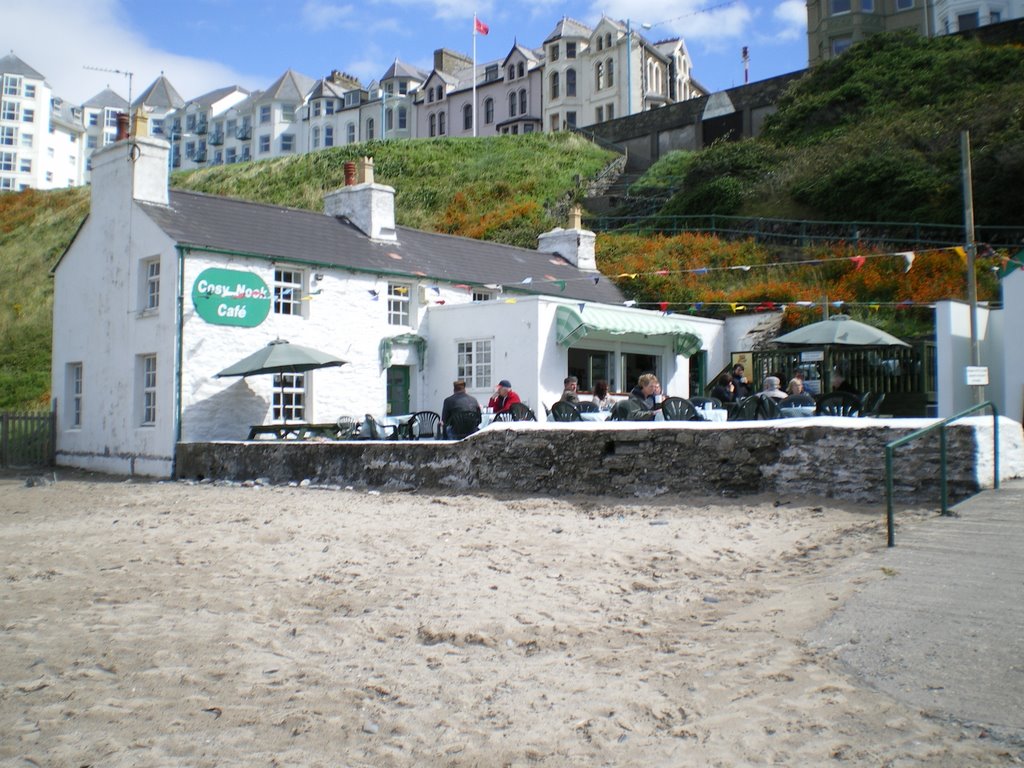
[175,418,1022,504]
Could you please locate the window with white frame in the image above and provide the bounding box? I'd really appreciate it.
[282,104,296,121]
[259,134,270,153]
[280,133,295,152]
[366,118,374,140]
[567,42,577,58]
[325,99,335,114]
[104,109,118,128]
[551,72,560,99]
[312,126,320,148]
[0,126,13,145]
[260,105,271,124]
[226,147,237,163]
[472,290,493,302]
[0,152,13,172]
[830,0,851,13]
[1,101,18,121]
[0,178,14,191]
[24,83,35,99]
[549,44,560,61]
[388,283,411,326]
[2,75,20,96]
[457,340,492,390]
[68,362,83,428]
[273,373,305,422]
[567,69,577,97]
[143,257,160,310]
[313,101,321,117]
[347,122,355,143]
[324,125,334,146]
[21,131,31,147]
[274,268,303,315]
[140,354,157,426]
[398,107,407,130]
[19,158,30,173]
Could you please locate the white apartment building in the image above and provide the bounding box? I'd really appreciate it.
[1,53,86,191]
[3,16,704,191]
[81,87,127,181]
[933,0,1024,32]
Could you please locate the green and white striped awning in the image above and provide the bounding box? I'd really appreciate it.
[555,305,703,357]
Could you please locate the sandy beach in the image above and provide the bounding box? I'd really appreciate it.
[0,472,1016,767]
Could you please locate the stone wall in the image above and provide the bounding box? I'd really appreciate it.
[175,418,1023,505]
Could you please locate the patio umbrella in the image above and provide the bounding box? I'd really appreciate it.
[772,315,910,347]
[215,338,348,422]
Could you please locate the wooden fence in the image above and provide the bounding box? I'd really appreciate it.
[0,410,56,469]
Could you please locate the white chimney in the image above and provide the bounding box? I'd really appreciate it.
[323,156,397,242]
[89,133,170,215]
[537,205,596,271]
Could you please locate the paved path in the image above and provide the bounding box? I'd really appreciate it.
[809,479,1024,742]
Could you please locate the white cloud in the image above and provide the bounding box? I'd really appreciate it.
[773,0,807,40]
[0,0,261,104]
[301,1,356,31]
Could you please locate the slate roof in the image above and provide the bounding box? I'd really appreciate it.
[138,190,623,304]
[383,59,429,82]
[543,17,593,43]
[308,79,348,100]
[133,75,185,110]
[83,87,128,109]
[190,85,248,108]
[261,69,316,102]
[0,53,45,80]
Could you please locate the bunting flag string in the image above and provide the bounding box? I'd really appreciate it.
[359,242,1002,307]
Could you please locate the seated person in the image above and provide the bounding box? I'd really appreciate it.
[782,377,815,406]
[831,369,861,397]
[710,373,736,403]
[487,379,521,415]
[629,373,661,411]
[560,375,580,404]
[441,380,481,438]
[759,376,788,400]
[731,363,751,400]
[591,379,615,411]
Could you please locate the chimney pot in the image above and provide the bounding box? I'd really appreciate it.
[115,112,131,141]
[344,161,357,186]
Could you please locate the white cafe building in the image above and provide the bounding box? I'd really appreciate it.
[51,124,725,477]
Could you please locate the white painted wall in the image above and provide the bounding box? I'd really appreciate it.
[52,138,179,475]
[935,300,1002,418]
[1000,270,1024,423]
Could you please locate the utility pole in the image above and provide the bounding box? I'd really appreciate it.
[961,130,985,404]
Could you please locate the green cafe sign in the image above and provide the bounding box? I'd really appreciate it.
[192,268,271,327]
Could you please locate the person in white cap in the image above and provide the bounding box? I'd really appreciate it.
[487,379,521,415]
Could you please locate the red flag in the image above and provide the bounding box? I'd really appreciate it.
[474,16,489,35]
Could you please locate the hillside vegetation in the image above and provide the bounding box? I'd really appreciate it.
[634,31,1024,225]
[1,32,1016,409]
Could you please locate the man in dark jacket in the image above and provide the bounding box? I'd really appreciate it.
[441,380,481,438]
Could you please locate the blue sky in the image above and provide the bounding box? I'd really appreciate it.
[4,0,808,105]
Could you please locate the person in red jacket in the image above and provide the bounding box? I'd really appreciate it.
[487,379,521,415]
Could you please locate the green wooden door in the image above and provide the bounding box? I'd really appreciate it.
[386,365,411,415]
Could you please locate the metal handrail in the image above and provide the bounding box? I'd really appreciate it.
[884,401,999,547]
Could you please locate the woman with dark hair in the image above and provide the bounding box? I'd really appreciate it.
[591,379,614,411]
[711,373,736,403]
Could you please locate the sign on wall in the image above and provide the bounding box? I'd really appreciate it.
[192,268,271,327]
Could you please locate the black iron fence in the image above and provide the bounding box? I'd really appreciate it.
[0,410,56,469]
[715,342,937,417]
[592,212,1024,252]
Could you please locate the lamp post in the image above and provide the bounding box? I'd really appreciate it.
[625,19,652,117]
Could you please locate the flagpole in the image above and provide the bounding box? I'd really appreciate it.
[472,14,478,137]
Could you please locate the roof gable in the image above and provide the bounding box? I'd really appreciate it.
[261,69,316,102]
[83,88,128,109]
[0,53,45,80]
[133,75,185,109]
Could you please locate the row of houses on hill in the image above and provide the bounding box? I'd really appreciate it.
[2,15,703,193]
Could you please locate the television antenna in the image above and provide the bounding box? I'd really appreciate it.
[83,64,135,122]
